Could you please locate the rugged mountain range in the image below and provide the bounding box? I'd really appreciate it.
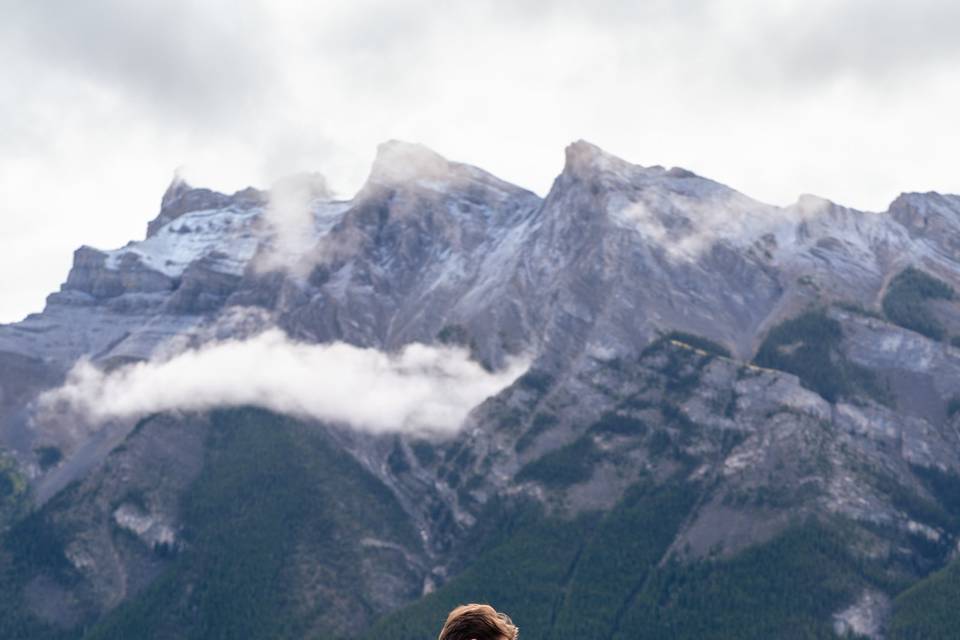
[3,141,960,638]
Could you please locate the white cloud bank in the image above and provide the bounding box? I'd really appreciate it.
[38,330,529,436]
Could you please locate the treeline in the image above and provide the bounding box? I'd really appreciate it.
[754,309,886,404]
[889,559,960,639]
[0,460,86,640]
[367,475,892,640]
[882,267,954,341]
[613,521,874,640]
[515,436,599,488]
[364,478,699,640]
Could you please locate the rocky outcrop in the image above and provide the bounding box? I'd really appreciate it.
[147,178,264,237]
[889,192,960,263]
[165,258,242,314]
[21,413,209,624]
[63,247,175,299]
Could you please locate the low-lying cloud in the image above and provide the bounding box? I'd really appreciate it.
[39,330,529,436]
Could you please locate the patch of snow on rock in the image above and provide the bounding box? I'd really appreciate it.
[106,206,263,277]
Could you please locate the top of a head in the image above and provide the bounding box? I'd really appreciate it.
[438,604,519,640]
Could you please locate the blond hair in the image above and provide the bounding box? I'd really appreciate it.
[438,604,519,640]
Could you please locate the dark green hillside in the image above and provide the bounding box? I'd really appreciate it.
[365,483,883,640]
[1,395,955,639]
[614,522,874,640]
[549,480,699,639]
[363,478,698,640]
[364,500,595,640]
[0,458,78,640]
[0,524,76,640]
[886,468,960,638]
[85,408,420,640]
[889,558,960,639]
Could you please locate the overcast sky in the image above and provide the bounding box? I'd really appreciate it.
[3,0,959,323]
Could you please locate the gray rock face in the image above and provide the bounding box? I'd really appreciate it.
[147,178,264,237]
[165,259,242,314]
[18,413,209,627]
[64,247,176,299]
[522,141,786,361]
[6,140,960,636]
[889,192,960,263]
[834,589,891,639]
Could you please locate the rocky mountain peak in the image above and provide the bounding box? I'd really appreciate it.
[160,174,193,210]
[791,193,837,217]
[146,175,266,239]
[366,140,453,186]
[147,177,234,238]
[560,139,646,183]
[886,191,960,261]
[888,191,960,221]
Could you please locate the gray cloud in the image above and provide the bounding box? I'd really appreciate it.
[37,330,529,436]
[730,0,960,88]
[0,0,275,126]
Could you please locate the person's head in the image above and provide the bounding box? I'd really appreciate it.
[438,604,518,640]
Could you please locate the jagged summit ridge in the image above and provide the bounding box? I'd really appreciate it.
[160,173,192,209]
[560,139,703,185]
[367,140,452,185]
[359,140,537,207]
[8,138,960,365]
[147,174,264,238]
[23,138,960,349]
[562,139,630,178]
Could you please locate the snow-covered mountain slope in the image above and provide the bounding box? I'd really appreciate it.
[106,205,261,278]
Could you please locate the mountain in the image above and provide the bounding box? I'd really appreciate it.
[3,140,960,638]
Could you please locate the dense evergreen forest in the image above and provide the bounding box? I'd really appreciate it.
[882,268,954,342]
